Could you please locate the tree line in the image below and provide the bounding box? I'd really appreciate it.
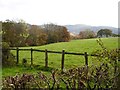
[71,29,119,39]
[2,19,70,47]
[2,19,119,47]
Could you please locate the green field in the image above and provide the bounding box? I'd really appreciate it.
[2,37,119,77]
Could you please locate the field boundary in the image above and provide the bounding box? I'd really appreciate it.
[3,48,99,72]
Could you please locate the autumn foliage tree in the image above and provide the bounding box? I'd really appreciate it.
[43,23,70,43]
[26,25,47,46]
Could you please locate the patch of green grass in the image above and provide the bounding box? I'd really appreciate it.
[2,37,118,77]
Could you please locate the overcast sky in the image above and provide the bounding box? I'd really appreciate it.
[0,0,119,27]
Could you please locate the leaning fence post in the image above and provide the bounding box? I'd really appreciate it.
[45,49,48,68]
[84,52,88,66]
[31,48,33,66]
[61,49,65,72]
[16,47,19,65]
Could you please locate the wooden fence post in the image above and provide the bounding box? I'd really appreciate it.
[61,49,65,72]
[84,52,88,66]
[31,48,33,66]
[45,49,48,68]
[84,52,89,88]
[16,47,19,65]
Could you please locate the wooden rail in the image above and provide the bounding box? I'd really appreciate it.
[2,48,99,72]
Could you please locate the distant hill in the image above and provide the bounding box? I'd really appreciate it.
[65,24,118,35]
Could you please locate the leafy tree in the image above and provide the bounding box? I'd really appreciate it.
[2,19,28,46]
[43,23,58,43]
[97,29,112,37]
[43,23,70,43]
[58,26,70,42]
[2,20,16,46]
[26,25,47,46]
[14,20,28,46]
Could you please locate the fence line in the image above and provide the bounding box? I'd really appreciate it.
[3,48,99,72]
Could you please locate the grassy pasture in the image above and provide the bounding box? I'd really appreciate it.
[2,37,118,77]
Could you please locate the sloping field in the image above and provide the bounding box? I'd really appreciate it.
[3,37,118,76]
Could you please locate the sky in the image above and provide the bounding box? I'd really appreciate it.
[0,0,119,28]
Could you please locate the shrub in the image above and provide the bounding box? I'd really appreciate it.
[2,42,15,67]
[2,65,118,89]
